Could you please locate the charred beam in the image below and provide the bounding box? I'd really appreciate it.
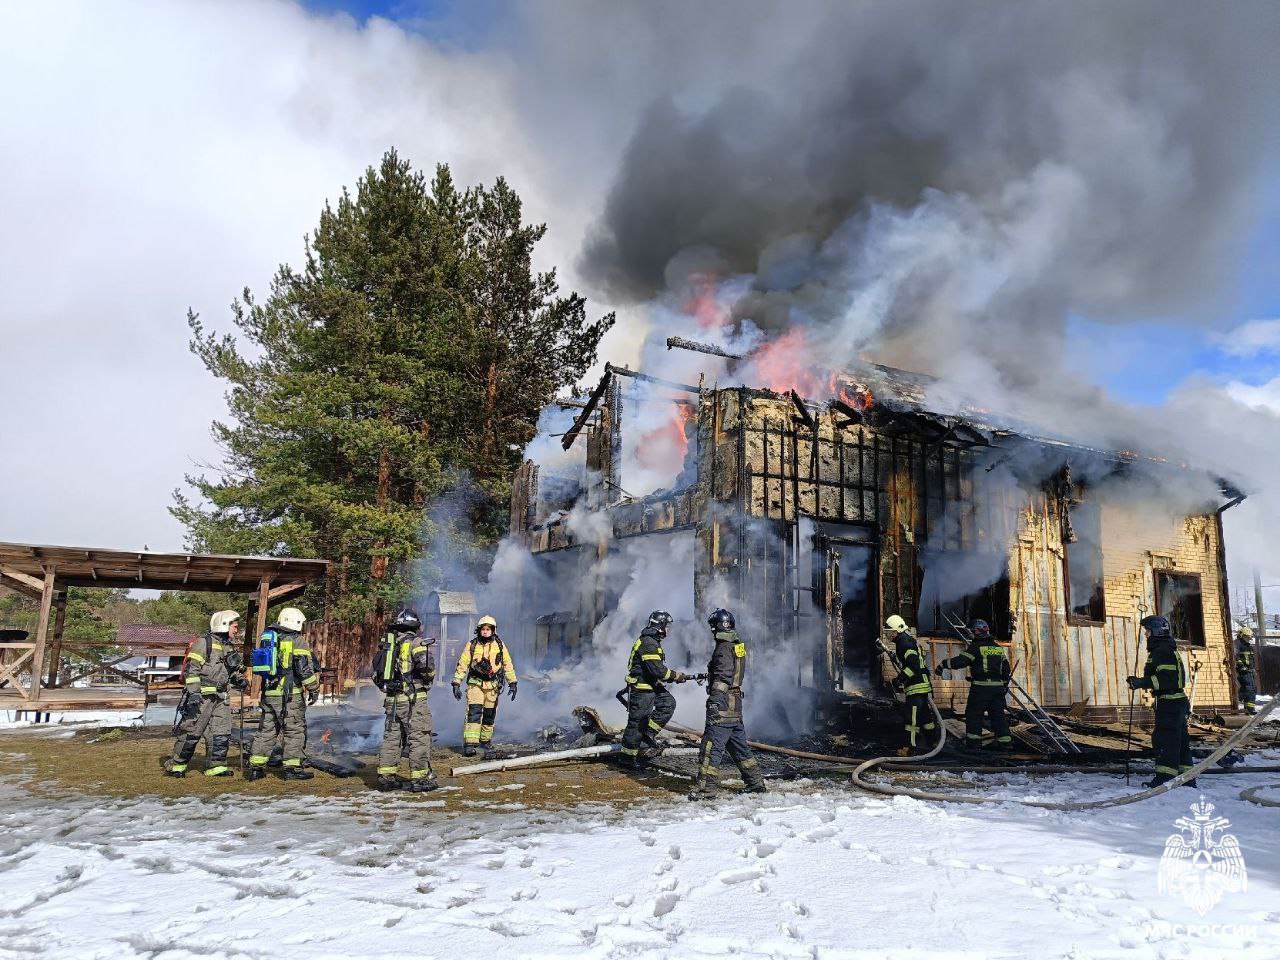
[829,398,865,426]
[605,363,700,394]
[664,336,743,361]
[788,390,816,431]
[561,370,613,451]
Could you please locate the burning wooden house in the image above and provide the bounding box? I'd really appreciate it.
[508,345,1246,721]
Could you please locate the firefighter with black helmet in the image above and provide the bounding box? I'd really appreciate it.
[688,608,766,799]
[936,619,1013,750]
[1235,626,1259,715]
[1127,614,1194,788]
[452,614,517,757]
[619,610,689,769]
[374,607,438,791]
[166,609,247,777]
[884,615,938,756]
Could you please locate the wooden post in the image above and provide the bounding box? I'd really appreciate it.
[255,577,271,640]
[29,569,57,703]
[1254,569,1266,644]
[45,591,68,688]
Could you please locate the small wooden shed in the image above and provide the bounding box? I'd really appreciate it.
[424,590,478,685]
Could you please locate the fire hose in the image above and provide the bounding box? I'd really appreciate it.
[849,695,1280,810]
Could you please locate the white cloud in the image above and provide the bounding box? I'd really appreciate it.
[1214,318,1280,358]
[1225,375,1280,412]
[0,0,596,552]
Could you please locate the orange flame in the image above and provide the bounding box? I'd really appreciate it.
[683,273,729,330]
[635,401,696,475]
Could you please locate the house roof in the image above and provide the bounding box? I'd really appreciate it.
[116,623,199,657]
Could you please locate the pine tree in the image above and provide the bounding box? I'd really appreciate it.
[174,151,612,620]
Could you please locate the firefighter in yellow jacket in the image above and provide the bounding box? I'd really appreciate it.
[452,615,517,757]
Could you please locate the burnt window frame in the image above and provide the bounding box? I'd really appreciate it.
[1155,569,1207,648]
[1063,493,1106,625]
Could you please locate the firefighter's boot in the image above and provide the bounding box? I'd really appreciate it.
[245,766,266,782]
[377,774,403,792]
[283,766,314,781]
[687,776,719,801]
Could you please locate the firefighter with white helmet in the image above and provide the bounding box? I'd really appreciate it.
[246,606,319,781]
[451,614,518,757]
[884,614,938,756]
[166,609,248,778]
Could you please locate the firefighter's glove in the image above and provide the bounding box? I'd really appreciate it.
[230,674,249,691]
[452,682,462,701]
[306,687,319,705]
[672,672,688,683]
[1125,676,1141,690]
[508,681,518,702]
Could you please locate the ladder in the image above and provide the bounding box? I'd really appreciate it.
[941,612,1082,755]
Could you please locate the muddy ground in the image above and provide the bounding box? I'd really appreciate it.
[0,725,710,810]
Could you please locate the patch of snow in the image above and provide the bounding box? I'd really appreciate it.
[0,760,1278,958]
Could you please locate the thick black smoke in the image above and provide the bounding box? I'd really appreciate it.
[579,1,1280,349]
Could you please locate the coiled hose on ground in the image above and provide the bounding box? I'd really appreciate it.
[849,696,1280,811]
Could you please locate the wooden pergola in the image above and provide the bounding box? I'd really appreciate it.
[0,542,329,712]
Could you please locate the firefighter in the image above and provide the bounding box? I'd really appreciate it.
[619,610,690,769]
[166,609,247,777]
[375,608,438,792]
[936,619,1013,750]
[884,615,937,757]
[1127,614,1194,788]
[1235,626,1259,715]
[451,615,517,757]
[246,607,318,781]
[689,609,766,799]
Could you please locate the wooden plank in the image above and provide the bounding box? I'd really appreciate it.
[28,568,56,703]
[0,563,45,595]
[0,650,34,693]
[45,591,67,688]
[266,581,305,602]
[255,577,271,641]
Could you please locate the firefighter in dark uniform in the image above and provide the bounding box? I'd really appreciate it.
[936,619,1013,750]
[375,608,438,792]
[689,609,766,799]
[1127,614,1194,788]
[619,610,690,768]
[166,609,247,777]
[1235,627,1259,715]
[884,615,937,756]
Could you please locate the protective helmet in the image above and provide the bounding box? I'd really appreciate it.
[1140,615,1171,638]
[1238,626,1254,639]
[277,607,306,632]
[707,608,735,632]
[390,607,421,632]
[647,610,674,634]
[885,614,908,633]
[971,619,991,638]
[476,615,498,633]
[209,610,240,635]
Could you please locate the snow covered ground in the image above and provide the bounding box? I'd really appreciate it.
[1,751,1278,960]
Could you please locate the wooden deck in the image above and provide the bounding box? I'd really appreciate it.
[0,687,148,712]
